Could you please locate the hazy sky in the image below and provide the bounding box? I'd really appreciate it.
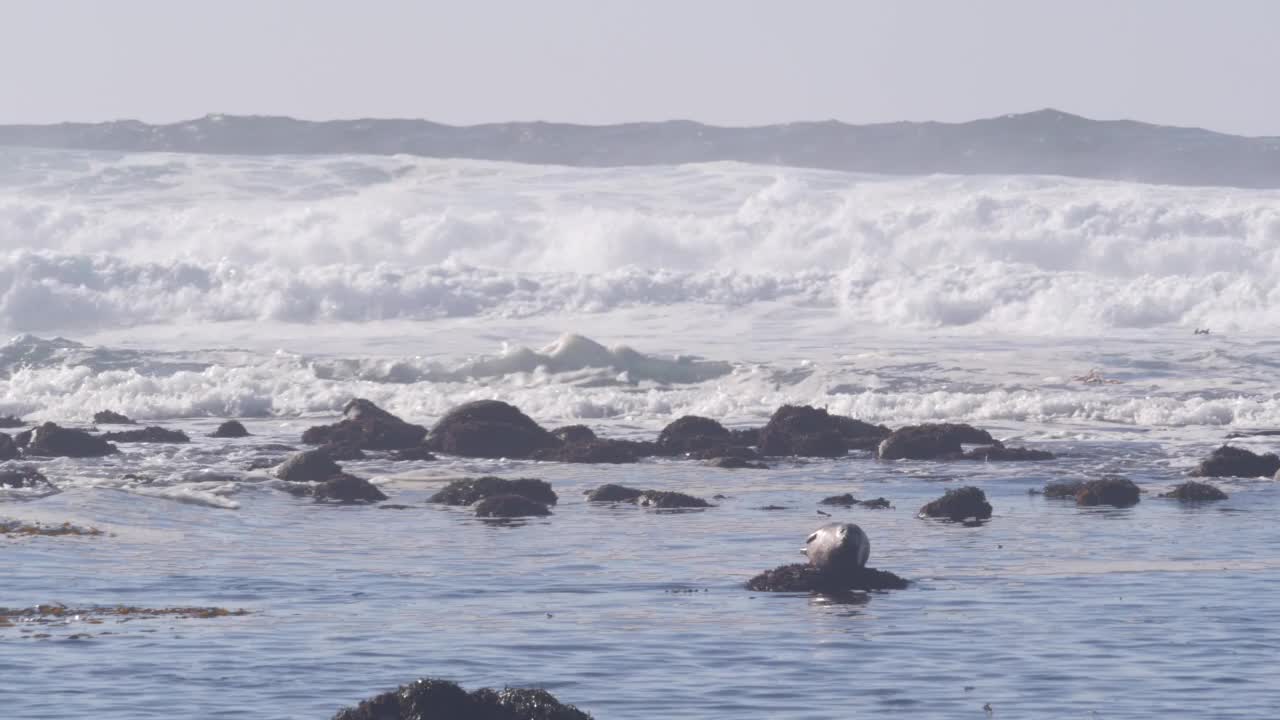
[4,0,1279,135]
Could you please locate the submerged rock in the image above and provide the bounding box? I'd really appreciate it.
[1076,476,1141,507]
[303,399,427,451]
[428,477,558,506]
[963,445,1054,461]
[918,486,993,521]
[758,405,889,457]
[1040,480,1085,498]
[1191,445,1280,478]
[425,400,558,459]
[636,490,711,509]
[0,433,17,462]
[584,483,645,502]
[878,423,995,460]
[746,563,909,593]
[474,494,552,518]
[332,677,593,720]
[24,423,118,458]
[0,466,53,490]
[100,426,191,444]
[93,410,135,425]
[274,449,342,482]
[1161,481,1228,502]
[211,420,250,438]
[707,456,767,469]
[655,415,731,455]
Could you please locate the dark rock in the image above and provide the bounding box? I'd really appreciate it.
[303,398,427,451]
[1076,476,1140,507]
[819,493,859,506]
[0,466,53,489]
[389,446,438,461]
[246,457,283,471]
[918,486,993,521]
[531,439,642,464]
[211,420,250,438]
[318,443,367,461]
[428,477,557,506]
[878,423,995,460]
[860,497,892,509]
[1161,481,1228,502]
[707,456,767,469]
[93,410,135,425]
[963,445,1054,461]
[24,423,118,458]
[332,677,593,720]
[758,505,789,511]
[637,490,711,509]
[585,483,644,502]
[551,425,596,444]
[474,494,552,518]
[1041,480,1084,498]
[274,449,343,482]
[1191,445,1280,478]
[759,405,889,457]
[0,433,17,461]
[15,429,31,447]
[0,415,26,429]
[311,473,387,502]
[687,445,760,460]
[425,400,558,459]
[729,427,761,447]
[746,563,909,592]
[100,426,191,444]
[655,415,731,455]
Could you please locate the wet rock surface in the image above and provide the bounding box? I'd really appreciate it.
[426,400,558,459]
[636,490,711,509]
[758,405,889,456]
[746,564,909,593]
[918,486,993,521]
[655,415,731,455]
[310,473,387,503]
[389,446,438,462]
[474,494,552,518]
[211,420,250,438]
[24,423,118,458]
[429,477,558,506]
[100,426,191,444]
[531,439,642,464]
[707,456,768,469]
[550,425,596,445]
[93,410,135,425]
[1192,445,1280,478]
[332,677,593,720]
[0,466,54,490]
[877,423,996,460]
[274,449,343,482]
[584,484,645,502]
[0,433,17,461]
[1040,480,1085,498]
[1161,481,1228,502]
[303,399,428,451]
[1076,476,1141,507]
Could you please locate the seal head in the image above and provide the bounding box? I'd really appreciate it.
[803,522,870,572]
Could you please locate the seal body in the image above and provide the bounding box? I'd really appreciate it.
[803,523,870,572]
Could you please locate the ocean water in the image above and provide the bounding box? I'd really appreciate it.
[2,148,1279,719]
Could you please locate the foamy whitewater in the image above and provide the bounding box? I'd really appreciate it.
[3,147,1279,719]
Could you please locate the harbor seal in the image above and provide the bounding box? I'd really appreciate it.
[803,522,870,572]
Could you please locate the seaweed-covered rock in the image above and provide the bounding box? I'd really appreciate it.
[311,473,387,502]
[303,399,428,451]
[819,493,859,506]
[425,400,558,459]
[551,425,596,444]
[0,415,26,429]
[1161,481,1228,502]
[211,420,250,438]
[963,445,1054,461]
[758,405,890,457]
[389,446,439,461]
[584,483,645,502]
[531,439,642,464]
[93,410,135,425]
[918,486,993,521]
[100,426,191,444]
[274,449,343,482]
[429,477,558,506]
[636,490,711,509]
[707,456,768,469]
[474,494,552,518]
[1040,480,1084,498]
[746,563,909,592]
[0,466,53,489]
[1191,445,1280,478]
[24,423,118,458]
[860,497,892,509]
[655,415,731,455]
[1076,476,1140,507]
[0,433,17,461]
[878,423,995,460]
[332,677,593,720]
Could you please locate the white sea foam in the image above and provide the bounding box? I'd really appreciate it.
[2,148,1279,333]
